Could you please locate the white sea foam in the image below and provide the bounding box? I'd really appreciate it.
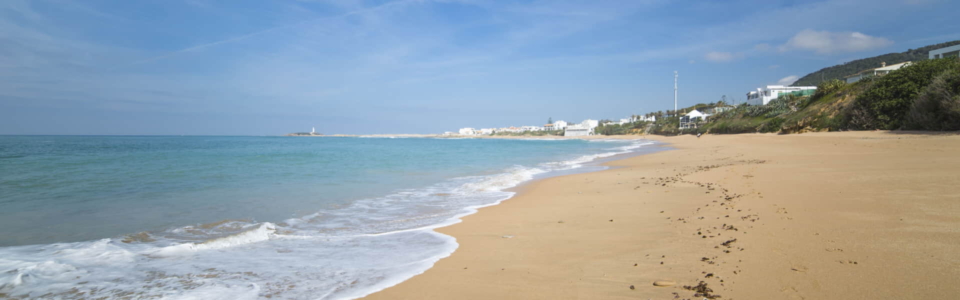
[0,139,658,300]
[149,223,276,257]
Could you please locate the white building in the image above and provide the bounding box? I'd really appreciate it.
[680,109,711,129]
[521,126,543,132]
[582,119,599,129]
[686,109,710,120]
[929,44,960,60]
[746,85,817,106]
[563,124,591,136]
[845,62,912,83]
[564,119,600,137]
[499,127,522,133]
[458,128,477,135]
[554,120,568,130]
[479,128,495,135]
[637,115,657,122]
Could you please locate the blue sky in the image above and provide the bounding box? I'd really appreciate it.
[1,0,958,135]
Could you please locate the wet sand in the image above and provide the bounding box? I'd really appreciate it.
[363,131,960,300]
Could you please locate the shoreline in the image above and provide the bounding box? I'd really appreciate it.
[363,131,960,299]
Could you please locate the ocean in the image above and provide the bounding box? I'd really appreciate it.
[0,135,661,299]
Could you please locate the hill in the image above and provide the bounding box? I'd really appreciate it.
[791,40,960,86]
[634,57,960,135]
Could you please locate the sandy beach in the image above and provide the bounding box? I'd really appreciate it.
[364,131,960,300]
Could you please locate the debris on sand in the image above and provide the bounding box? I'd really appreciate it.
[683,281,721,299]
[720,238,737,248]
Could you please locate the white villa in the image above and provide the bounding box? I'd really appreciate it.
[746,85,817,106]
[680,109,711,129]
[564,119,600,137]
[929,44,960,60]
[458,128,477,135]
[845,62,912,83]
[637,115,657,122]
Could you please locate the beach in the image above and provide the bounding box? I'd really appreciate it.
[364,131,960,299]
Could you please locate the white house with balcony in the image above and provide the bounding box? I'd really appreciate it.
[845,61,912,83]
[746,85,817,106]
[929,44,960,60]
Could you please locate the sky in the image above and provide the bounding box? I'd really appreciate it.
[1,0,959,135]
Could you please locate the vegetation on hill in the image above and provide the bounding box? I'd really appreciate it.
[846,58,960,130]
[636,57,960,135]
[792,40,960,87]
[594,121,648,135]
[906,67,960,130]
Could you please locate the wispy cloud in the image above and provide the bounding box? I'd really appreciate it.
[122,0,427,68]
[778,29,893,54]
[704,51,742,63]
[777,75,799,85]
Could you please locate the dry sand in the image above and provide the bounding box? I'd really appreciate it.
[363,131,960,300]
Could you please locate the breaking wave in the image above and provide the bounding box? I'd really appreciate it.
[0,139,658,299]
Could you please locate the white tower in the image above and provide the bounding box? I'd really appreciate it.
[311,127,315,134]
[674,71,679,129]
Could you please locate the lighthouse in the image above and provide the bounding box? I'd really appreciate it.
[311,127,316,134]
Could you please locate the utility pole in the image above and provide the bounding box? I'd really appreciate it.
[674,71,679,130]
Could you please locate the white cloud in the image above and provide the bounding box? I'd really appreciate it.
[777,75,799,85]
[779,29,892,54]
[688,60,696,64]
[704,51,741,63]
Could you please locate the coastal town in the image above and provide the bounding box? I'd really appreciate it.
[448,42,959,137]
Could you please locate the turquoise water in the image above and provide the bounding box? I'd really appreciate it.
[0,136,661,299]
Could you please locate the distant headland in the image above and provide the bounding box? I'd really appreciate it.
[284,132,324,136]
[286,127,325,136]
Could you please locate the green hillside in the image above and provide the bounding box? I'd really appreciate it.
[792,40,960,87]
[633,57,960,135]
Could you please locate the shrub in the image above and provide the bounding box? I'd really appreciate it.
[761,117,785,133]
[847,59,960,130]
[906,67,960,130]
[812,79,846,101]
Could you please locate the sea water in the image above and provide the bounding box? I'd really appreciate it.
[0,136,661,299]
